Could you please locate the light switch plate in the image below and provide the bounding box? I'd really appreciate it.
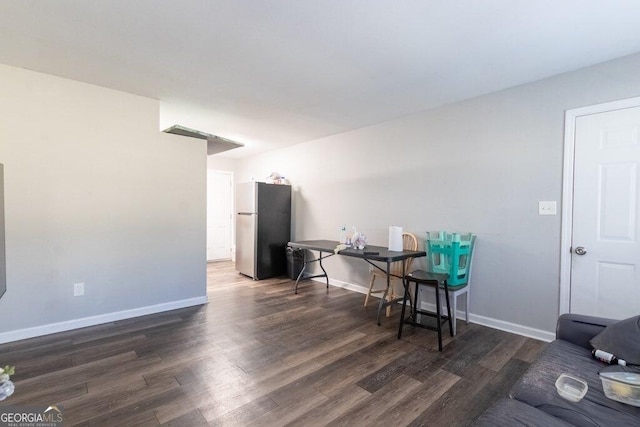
[539,201,557,215]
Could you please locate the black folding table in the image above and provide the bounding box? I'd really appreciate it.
[288,239,426,325]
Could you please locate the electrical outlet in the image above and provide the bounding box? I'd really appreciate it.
[538,201,557,215]
[74,282,85,296]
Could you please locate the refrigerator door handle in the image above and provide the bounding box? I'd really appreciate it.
[237,212,256,216]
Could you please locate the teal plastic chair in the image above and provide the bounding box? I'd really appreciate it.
[426,231,476,335]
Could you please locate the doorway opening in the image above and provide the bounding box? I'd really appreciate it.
[207,169,234,262]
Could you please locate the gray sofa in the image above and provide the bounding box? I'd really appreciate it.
[474,313,640,426]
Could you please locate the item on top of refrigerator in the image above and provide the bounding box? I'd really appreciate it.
[266,171,287,184]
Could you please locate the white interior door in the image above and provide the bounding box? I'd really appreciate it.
[207,170,233,261]
[570,104,640,319]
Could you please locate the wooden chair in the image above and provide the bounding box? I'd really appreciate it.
[364,232,418,316]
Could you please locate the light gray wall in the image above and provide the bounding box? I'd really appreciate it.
[237,52,640,335]
[207,155,238,173]
[0,64,207,338]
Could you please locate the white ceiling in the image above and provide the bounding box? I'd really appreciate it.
[2,1,640,158]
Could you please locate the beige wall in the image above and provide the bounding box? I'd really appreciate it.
[237,52,640,338]
[0,64,207,341]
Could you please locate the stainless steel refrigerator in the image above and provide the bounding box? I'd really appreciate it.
[236,182,291,280]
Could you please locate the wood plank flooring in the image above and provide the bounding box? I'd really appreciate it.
[0,261,547,426]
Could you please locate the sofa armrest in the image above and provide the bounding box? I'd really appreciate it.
[556,313,618,349]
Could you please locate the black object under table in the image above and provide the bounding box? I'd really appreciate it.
[398,270,452,351]
[288,240,426,325]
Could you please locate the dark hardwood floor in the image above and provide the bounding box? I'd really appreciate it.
[0,261,546,426]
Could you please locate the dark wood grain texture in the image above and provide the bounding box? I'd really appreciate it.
[0,261,547,426]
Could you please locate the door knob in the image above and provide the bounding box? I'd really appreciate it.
[574,246,587,255]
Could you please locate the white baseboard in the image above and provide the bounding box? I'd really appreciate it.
[465,312,555,342]
[312,276,365,294]
[0,296,209,345]
[312,277,555,342]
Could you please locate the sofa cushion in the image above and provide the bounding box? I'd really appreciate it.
[590,314,640,365]
[509,339,640,426]
[472,398,573,427]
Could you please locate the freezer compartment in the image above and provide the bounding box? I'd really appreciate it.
[236,181,257,214]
